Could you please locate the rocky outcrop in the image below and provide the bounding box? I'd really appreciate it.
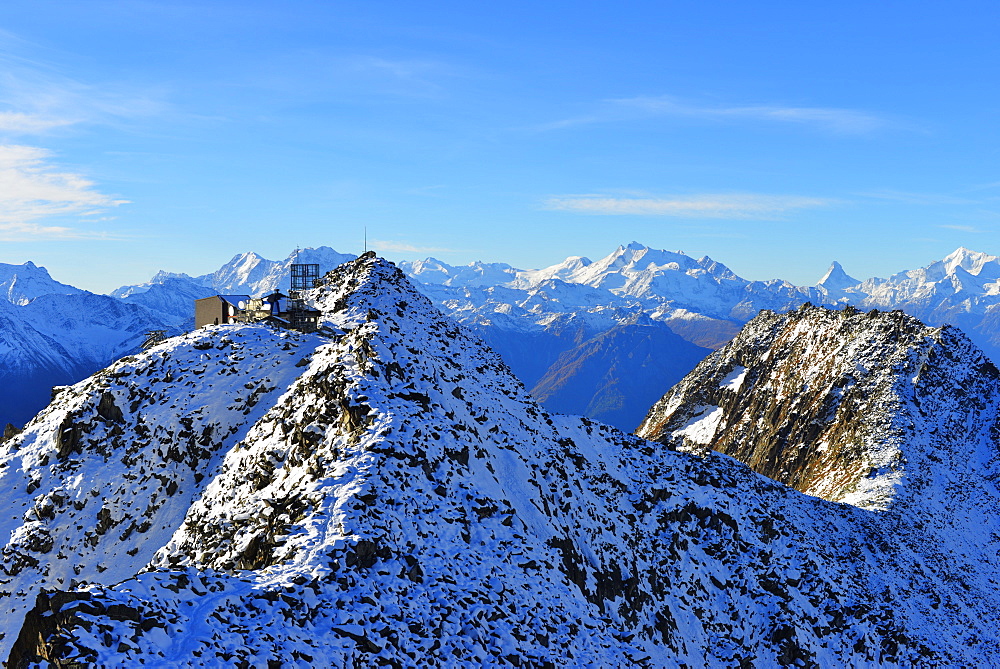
[1,424,20,444]
[637,304,1000,512]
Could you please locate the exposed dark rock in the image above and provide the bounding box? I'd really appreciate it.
[1,423,20,443]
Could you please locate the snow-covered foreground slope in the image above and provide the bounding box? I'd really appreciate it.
[4,255,1000,666]
[0,324,321,656]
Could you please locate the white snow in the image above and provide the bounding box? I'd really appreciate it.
[719,366,747,392]
[672,405,725,444]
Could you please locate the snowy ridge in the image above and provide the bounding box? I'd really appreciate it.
[636,303,1000,606]
[0,323,322,659]
[4,256,1000,665]
[0,262,83,306]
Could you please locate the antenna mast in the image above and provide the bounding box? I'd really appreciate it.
[364,226,367,253]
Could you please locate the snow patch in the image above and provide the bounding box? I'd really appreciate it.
[719,366,747,392]
[672,405,725,444]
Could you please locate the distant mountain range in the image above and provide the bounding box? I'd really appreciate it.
[397,243,1000,427]
[111,247,356,322]
[0,263,175,429]
[6,243,1000,431]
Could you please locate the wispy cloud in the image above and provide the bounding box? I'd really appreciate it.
[939,224,985,233]
[540,95,893,135]
[371,239,460,254]
[0,40,167,240]
[543,193,832,219]
[0,51,167,138]
[0,145,127,240]
[861,189,976,206]
[0,111,73,134]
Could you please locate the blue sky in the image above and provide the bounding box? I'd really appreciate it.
[2,1,1000,292]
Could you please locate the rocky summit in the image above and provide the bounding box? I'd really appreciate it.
[2,257,1000,666]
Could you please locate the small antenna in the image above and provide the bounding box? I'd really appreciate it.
[364,226,367,253]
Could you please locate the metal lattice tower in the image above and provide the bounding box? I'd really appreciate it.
[288,261,321,333]
[290,263,320,293]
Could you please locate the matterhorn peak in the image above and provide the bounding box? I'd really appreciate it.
[816,260,860,290]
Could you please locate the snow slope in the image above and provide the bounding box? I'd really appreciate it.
[4,255,1000,666]
[0,323,323,660]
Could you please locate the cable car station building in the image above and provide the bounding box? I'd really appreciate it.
[194,263,322,333]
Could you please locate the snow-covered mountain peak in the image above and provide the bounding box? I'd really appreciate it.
[310,251,420,319]
[942,246,1000,275]
[207,250,273,291]
[397,256,450,282]
[816,260,860,290]
[398,256,520,288]
[7,257,1000,664]
[0,261,85,305]
[570,244,695,286]
[282,245,355,268]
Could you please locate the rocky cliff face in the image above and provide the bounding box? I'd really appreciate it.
[4,258,1000,666]
[637,305,1000,512]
